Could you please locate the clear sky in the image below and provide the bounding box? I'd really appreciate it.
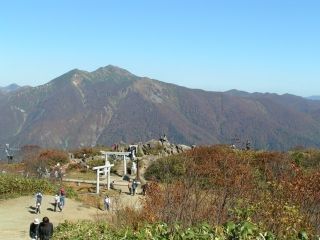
[1,0,319,97]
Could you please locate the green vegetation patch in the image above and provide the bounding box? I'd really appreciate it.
[144,155,186,182]
[0,174,55,199]
[0,174,77,200]
[53,221,312,240]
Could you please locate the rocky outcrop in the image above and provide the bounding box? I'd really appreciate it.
[138,139,192,157]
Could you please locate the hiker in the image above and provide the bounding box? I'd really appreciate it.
[36,202,41,214]
[54,170,59,179]
[38,217,53,240]
[29,218,40,240]
[142,182,149,196]
[246,140,251,150]
[128,180,132,195]
[132,179,138,196]
[59,187,66,207]
[54,194,62,212]
[104,195,110,211]
[35,192,43,207]
[160,134,168,145]
[110,181,114,189]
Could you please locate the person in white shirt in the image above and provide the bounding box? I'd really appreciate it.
[54,194,62,212]
[104,195,110,211]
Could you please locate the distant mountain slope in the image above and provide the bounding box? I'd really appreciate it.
[0,84,21,93]
[307,96,320,101]
[1,65,320,150]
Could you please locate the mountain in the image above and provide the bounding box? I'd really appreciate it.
[1,65,320,151]
[307,96,320,101]
[0,84,22,93]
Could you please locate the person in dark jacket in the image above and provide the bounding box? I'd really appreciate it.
[38,217,53,240]
[29,218,40,240]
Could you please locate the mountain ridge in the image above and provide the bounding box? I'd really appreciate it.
[1,66,320,151]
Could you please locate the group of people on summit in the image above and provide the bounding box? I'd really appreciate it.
[34,188,66,215]
[30,188,66,239]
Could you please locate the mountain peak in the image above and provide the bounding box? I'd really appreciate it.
[93,65,135,76]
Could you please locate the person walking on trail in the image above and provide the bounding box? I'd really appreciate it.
[35,192,43,207]
[128,180,132,195]
[59,187,66,207]
[29,218,40,240]
[38,217,53,240]
[35,202,41,214]
[54,194,62,212]
[104,195,110,211]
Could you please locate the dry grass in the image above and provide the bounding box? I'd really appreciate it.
[63,182,119,208]
[65,170,96,180]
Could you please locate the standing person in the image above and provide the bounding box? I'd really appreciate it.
[35,192,43,207]
[29,218,40,240]
[54,194,62,212]
[132,180,137,196]
[38,217,53,240]
[142,182,148,196]
[104,195,110,211]
[128,180,132,195]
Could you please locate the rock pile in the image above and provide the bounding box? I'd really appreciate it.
[137,139,192,157]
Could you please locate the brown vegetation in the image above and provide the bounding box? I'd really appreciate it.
[142,146,320,237]
[22,147,69,176]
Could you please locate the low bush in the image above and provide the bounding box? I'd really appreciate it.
[0,173,78,200]
[87,158,105,168]
[72,147,102,159]
[0,174,55,199]
[144,155,186,182]
[143,146,319,236]
[53,220,314,240]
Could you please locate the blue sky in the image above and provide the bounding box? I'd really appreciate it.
[0,0,319,97]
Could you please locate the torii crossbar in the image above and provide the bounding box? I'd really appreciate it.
[93,162,114,194]
[100,151,131,176]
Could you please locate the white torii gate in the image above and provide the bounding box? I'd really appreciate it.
[92,161,114,194]
[100,151,131,176]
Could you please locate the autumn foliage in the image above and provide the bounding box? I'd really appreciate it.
[22,147,69,176]
[143,145,320,237]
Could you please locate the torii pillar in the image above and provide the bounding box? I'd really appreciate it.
[92,162,114,194]
[101,151,130,176]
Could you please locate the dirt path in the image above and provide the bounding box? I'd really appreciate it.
[0,193,142,240]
